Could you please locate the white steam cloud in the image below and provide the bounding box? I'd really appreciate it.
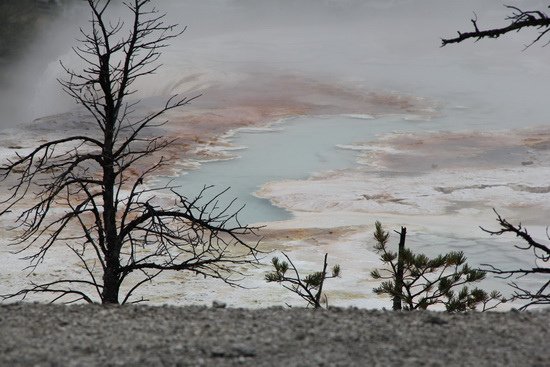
[2,0,549,128]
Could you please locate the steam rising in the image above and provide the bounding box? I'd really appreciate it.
[2,0,550,128]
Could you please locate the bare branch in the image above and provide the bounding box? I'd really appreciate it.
[0,0,259,305]
[442,5,550,47]
[480,210,550,309]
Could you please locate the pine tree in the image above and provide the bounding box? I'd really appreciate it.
[266,252,340,309]
[371,221,503,311]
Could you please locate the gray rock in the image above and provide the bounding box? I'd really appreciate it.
[0,303,548,366]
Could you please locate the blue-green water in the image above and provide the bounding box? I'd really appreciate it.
[172,114,440,224]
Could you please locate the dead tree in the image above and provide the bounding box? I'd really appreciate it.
[481,211,550,310]
[0,0,259,305]
[442,5,550,309]
[442,5,550,47]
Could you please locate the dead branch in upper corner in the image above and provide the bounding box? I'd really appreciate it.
[442,5,550,48]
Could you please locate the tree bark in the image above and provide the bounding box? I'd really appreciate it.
[100,50,121,304]
[392,227,406,311]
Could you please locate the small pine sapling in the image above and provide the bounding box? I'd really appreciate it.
[371,221,503,311]
[265,252,340,308]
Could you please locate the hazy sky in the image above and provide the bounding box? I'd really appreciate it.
[2,0,549,128]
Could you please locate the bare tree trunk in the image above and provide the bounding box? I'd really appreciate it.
[101,126,121,304]
[392,227,406,311]
[100,57,121,304]
[102,259,120,304]
[313,253,329,308]
[0,0,260,305]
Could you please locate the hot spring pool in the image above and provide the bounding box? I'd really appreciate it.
[169,113,442,224]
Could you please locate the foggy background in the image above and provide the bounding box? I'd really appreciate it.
[1,0,549,129]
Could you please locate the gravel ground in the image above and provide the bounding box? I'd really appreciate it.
[0,303,548,367]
